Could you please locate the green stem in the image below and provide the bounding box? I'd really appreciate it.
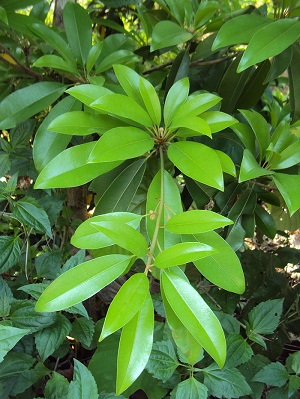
[145,145,165,274]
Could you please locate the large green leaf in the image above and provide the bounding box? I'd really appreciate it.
[113,64,144,106]
[272,173,300,215]
[0,325,29,363]
[168,142,224,190]
[150,21,192,51]
[239,149,273,183]
[164,78,189,128]
[35,254,132,312]
[35,142,121,189]
[33,54,78,74]
[161,267,226,367]
[214,150,236,176]
[33,96,80,172]
[183,231,245,294]
[0,82,66,130]
[89,127,154,163]
[117,293,153,394]
[0,236,21,273]
[100,273,149,341]
[200,111,237,133]
[68,359,98,399]
[269,140,300,170]
[170,117,211,138]
[139,79,161,126]
[212,14,271,50]
[66,85,112,107]
[91,94,153,127]
[238,19,300,72]
[166,210,232,234]
[63,2,92,65]
[154,242,216,269]
[91,221,148,258]
[71,212,142,249]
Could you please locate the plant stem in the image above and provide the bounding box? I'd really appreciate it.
[145,145,165,274]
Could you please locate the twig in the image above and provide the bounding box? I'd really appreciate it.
[248,179,279,191]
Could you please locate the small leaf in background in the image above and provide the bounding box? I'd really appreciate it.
[171,377,208,399]
[252,362,289,387]
[71,317,95,348]
[45,372,69,399]
[0,236,21,273]
[150,21,192,51]
[225,333,253,368]
[273,172,300,215]
[100,273,149,341]
[68,359,98,399]
[35,254,132,312]
[0,325,30,362]
[146,340,179,382]
[116,294,153,394]
[203,364,252,399]
[255,205,277,239]
[35,250,62,279]
[61,249,86,273]
[165,210,232,234]
[248,298,284,335]
[154,242,216,269]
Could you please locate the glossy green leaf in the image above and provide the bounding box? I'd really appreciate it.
[146,170,182,256]
[35,254,132,312]
[0,6,8,24]
[91,94,153,127]
[94,159,146,214]
[172,377,208,399]
[270,121,292,153]
[164,0,185,25]
[63,2,92,65]
[33,55,78,74]
[86,41,103,73]
[100,273,149,341]
[139,79,161,126]
[0,236,21,273]
[231,122,256,155]
[164,78,189,127]
[195,0,218,29]
[150,21,192,51]
[170,116,211,137]
[255,205,277,239]
[164,49,190,96]
[68,359,98,399]
[48,111,123,136]
[183,231,245,294]
[214,150,236,176]
[212,14,271,50]
[95,50,139,74]
[269,140,300,170]
[172,92,221,121]
[35,142,121,189]
[272,173,300,215]
[91,221,148,258]
[168,141,224,190]
[0,82,66,130]
[239,149,273,183]
[113,64,143,106]
[89,127,154,163]
[116,294,153,394]
[161,267,226,367]
[33,96,80,172]
[238,19,300,72]
[166,210,232,234]
[66,85,112,107]
[248,298,284,335]
[71,212,142,249]
[200,111,237,133]
[154,242,216,268]
[0,325,29,363]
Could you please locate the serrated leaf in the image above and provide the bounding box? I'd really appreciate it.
[151,21,192,51]
[146,340,179,382]
[239,149,273,183]
[168,141,224,190]
[252,362,289,387]
[238,19,300,72]
[154,242,216,268]
[248,298,284,335]
[100,273,149,341]
[0,236,21,273]
[225,333,253,368]
[0,325,30,362]
[35,314,71,361]
[45,372,69,399]
[116,293,154,394]
[166,210,232,234]
[89,127,154,163]
[35,255,132,312]
[68,359,98,399]
[161,267,226,367]
[91,221,148,258]
[71,318,95,348]
[172,377,208,399]
[272,173,300,215]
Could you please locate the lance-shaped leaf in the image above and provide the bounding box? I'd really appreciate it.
[269,140,300,170]
[0,325,30,363]
[139,79,161,126]
[116,294,154,395]
[154,242,216,269]
[170,116,211,138]
[162,286,202,365]
[214,150,236,176]
[161,267,226,367]
[33,55,78,74]
[166,210,232,234]
[91,221,148,258]
[91,94,153,127]
[35,254,132,312]
[239,149,273,183]
[151,21,192,51]
[113,64,144,106]
[168,141,224,190]
[48,111,124,135]
[66,85,112,107]
[272,173,300,215]
[0,82,66,130]
[238,19,300,72]
[35,142,121,189]
[183,232,245,294]
[172,92,221,121]
[89,127,154,163]
[164,78,189,127]
[71,212,142,249]
[100,273,149,341]
[200,111,237,133]
[95,49,139,74]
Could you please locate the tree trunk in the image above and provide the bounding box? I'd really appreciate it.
[53,0,75,28]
